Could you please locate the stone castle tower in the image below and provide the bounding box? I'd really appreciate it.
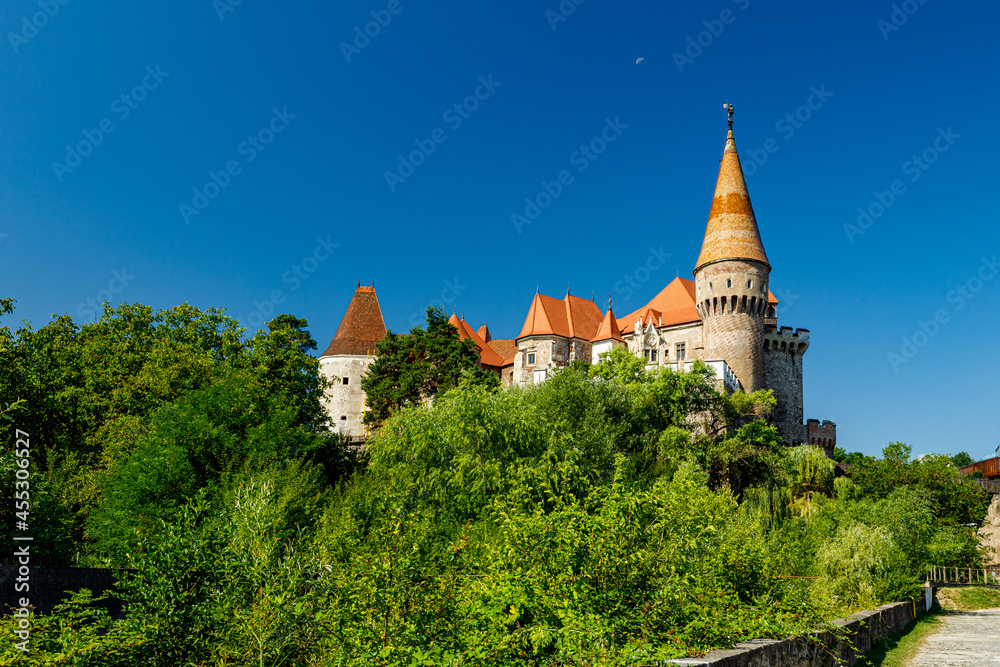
[693,109,771,392]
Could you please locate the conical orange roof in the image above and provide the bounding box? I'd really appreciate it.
[694,121,769,272]
[449,313,507,368]
[592,306,624,343]
[321,285,386,356]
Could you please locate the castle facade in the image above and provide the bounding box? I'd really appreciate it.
[319,115,835,451]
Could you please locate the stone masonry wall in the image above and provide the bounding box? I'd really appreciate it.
[662,600,917,667]
[762,328,808,445]
[695,260,770,391]
[514,337,564,384]
[319,354,375,439]
[807,419,837,458]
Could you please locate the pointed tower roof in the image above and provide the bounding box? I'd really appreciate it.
[517,292,603,341]
[449,313,506,368]
[694,108,770,273]
[321,285,386,357]
[592,304,624,343]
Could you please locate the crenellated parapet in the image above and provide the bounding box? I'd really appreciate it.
[763,326,810,354]
[807,419,837,457]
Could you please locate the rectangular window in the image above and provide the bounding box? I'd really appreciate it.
[643,349,649,360]
[528,353,536,365]
[340,415,347,421]
[342,377,349,385]
[650,350,657,362]
[676,343,686,360]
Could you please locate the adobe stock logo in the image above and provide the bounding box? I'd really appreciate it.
[7,0,72,54]
[672,0,751,73]
[613,246,673,302]
[179,107,296,224]
[76,268,136,322]
[887,255,998,372]
[51,65,170,182]
[384,76,501,192]
[408,278,466,329]
[340,0,414,63]
[844,126,959,244]
[511,116,628,234]
[245,235,339,330]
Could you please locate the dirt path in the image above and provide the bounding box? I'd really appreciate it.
[907,608,1000,666]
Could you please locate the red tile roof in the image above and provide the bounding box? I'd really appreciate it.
[592,306,624,343]
[321,285,387,357]
[618,278,700,334]
[449,313,508,369]
[694,126,770,272]
[487,338,517,363]
[517,293,604,341]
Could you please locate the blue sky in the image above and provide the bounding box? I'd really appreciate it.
[1,0,998,459]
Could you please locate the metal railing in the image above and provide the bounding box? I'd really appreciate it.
[927,565,1000,587]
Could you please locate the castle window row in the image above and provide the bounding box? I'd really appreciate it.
[699,294,767,317]
[699,281,766,297]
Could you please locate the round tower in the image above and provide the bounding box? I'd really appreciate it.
[693,106,771,392]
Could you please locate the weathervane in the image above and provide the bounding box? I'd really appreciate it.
[724,102,734,129]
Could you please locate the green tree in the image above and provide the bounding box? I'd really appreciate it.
[950,451,975,468]
[362,306,496,427]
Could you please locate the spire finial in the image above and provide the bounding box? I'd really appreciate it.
[357,279,360,288]
[536,282,539,295]
[608,292,613,311]
[566,282,571,296]
[725,102,733,130]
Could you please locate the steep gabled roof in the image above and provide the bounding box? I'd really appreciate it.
[592,306,624,343]
[694,122,770,272]
[321,285,386,357]
[449,313,507,368]
[618,277,700,334]
[517,293,604,341]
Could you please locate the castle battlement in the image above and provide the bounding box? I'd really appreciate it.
[763,327,810,353]
[807,419,837,457]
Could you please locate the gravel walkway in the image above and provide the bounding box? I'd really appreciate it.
[907,608,1000,666]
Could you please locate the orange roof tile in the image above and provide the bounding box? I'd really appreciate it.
[449,313,507,368]
[694,125,770,272]
[487,338,517,362]
[477,324,491,342]
[321,285,387,357]
[517,293,604,341]
[618,277,700,334]
[592,307,624,343]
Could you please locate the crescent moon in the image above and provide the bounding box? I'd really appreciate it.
[635,57,644,64]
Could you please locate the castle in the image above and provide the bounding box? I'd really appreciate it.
[319,111,836,452]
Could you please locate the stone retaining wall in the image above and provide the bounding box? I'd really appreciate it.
[663,600,916,666]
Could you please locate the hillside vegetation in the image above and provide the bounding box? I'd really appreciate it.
[0,299,992,666]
